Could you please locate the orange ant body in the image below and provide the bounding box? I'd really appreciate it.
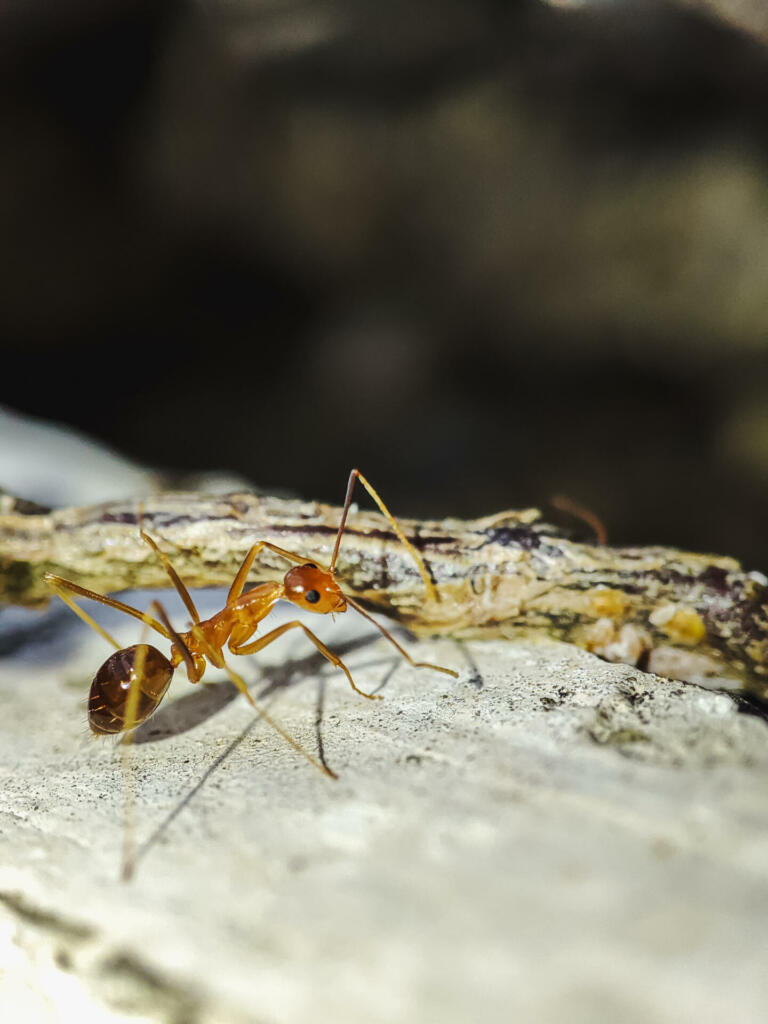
[45,470,457,749]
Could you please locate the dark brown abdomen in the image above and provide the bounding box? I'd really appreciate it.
[88,644,174,734]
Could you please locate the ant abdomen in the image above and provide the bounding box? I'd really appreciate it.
[88,644,174,735]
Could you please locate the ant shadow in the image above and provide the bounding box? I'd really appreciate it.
[130,631,397,745]
[127,629,412,877]
[130,680,241,744]
[453,639,484,689]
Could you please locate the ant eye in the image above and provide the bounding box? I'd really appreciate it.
[305,562,318,569]
[305,589,321,604]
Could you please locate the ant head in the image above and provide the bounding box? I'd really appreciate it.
[283,563,347,615]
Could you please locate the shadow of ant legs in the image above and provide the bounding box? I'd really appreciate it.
[123,629,429,875]
[127,633,383,747]
[313,673,333,777]
[122,626,451,878]
[254,632,394,699]
[125,644,376,876]
[453,639,485,690]
[129,713,261,876]
[256,628,441,776]
[131,651,393,877]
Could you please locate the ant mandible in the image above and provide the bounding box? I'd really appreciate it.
[45,469,457,764]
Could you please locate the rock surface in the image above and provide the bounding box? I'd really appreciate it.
[2,590,768,1022]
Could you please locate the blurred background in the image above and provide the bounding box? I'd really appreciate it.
[2,0,768,566]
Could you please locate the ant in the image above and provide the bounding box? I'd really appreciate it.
[45,469,458,772]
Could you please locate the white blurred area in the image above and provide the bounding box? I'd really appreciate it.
[0,405,252,509]
[0,405,153,507]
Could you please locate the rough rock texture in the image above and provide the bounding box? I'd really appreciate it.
[2,590,768,1022]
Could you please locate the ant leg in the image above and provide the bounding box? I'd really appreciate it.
[149,601,203,683]
[228,542,323,604]
[330,468,439,602]
[343,595,458,677]
[232,620,382,700]
[140,531,201,625]
[46,578,121,650]
[186,621,336,779]
[44,574,171,642]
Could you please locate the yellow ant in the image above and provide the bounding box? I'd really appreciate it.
[46,470,457,754]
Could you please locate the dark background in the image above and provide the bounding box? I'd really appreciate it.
[3,0,768,567]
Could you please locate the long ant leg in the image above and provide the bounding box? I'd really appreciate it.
[140,530,202,625]
[343,595,458,678]
[46,562,334,756]
[137,545,337,777]
[231,620,382,700]
[226,470,456,693]
[185,619,337,779]
[44,574,180,737]
[44,575,171,645]
[43,586,193,879]
[47,468,456,879]
[141,595,335,777]
[114,604,335,881]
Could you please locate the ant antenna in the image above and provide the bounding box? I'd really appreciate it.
[329,469,439,602]
[550,494,608,546]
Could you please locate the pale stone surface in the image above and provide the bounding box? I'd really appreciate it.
[2,588,768,1023]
